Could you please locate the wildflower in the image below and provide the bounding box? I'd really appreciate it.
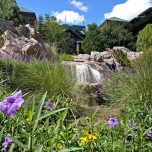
[128,121,134,127]
[53,143,63,150]
[2,135,12,151]
[147,130,152,137]
[44,102,54,109]
[0,90,24,117]
[108,118,118,129]
[79,131,96,146]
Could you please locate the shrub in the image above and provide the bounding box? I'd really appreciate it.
[16,60,74,98]
[137,24,152,52]
[116,49,131,67]
[59,53,74,61]
[102,70,133,105]
[131,50,152,105]
[100,22,135,50]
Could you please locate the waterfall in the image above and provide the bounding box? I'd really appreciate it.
[63,61,104,84]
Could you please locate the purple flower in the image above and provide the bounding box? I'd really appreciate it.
[128,121,134,127]
[44,102,54,109]
[0,90,24,117]
[147,130,152,137]
[2,135,12,151]
[108,118,118,129]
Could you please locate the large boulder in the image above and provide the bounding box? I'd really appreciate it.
[74,54,90,62]
[0,28,45,60]
[127,51,143,61]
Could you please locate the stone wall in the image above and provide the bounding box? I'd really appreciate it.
[0,18,15,33]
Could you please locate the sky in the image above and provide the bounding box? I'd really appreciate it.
[16,0,152,26]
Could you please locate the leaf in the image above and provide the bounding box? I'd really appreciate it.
[35,108,67,122]
[67,118,81,130]
[32,92,47,133]
[8,143,15,152]
[59,147,83,152]
[9,136,27,149]
[37,145,43,152]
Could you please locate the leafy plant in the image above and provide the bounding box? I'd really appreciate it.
[116,49,131,67]
[100,22,135,50]
[137,24,152,52]
[36,15,72,54]
[16,60,74,98]
[0,0,24,26]
[59,53,74,61]
[82,23,104,54]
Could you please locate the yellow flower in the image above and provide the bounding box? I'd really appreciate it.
[85,131,96,140]
[79,131,96,146]
[53,143,63,150]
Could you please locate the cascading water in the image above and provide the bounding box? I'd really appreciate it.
[63,61,104,84]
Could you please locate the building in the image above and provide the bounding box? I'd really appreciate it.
[19,7,36,26]
[124,7,152,39]
[66,25,86,54]
[99,17,128,30]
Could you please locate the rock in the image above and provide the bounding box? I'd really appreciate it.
[74,54,90,62]
[0,28,46,60]
[127,51,143,61]
[103,58,116,70]
[90,51,99,61]
[113,46,131,54]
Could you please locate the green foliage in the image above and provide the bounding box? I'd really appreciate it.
[0,92,80,151]
[131,50,152,104]
[36,15,72,54]
[34,15,46,40]
[0,58,27,90]
[116,49,131,67]
[101,22,135,50]
[59,53,74,61]
[0,0,24,26]
[137,24,152,52]
[103,50,152,106]
[102,70,133,104]
[16,60,74,97]
[82,23,104,54]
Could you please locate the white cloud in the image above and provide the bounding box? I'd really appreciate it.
[52,10,85,24]
[104,0,152,21]
[70,0,88,12]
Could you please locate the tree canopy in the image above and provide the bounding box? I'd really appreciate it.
[35,15,72,54]
[100,22,135,51]
[0,0,24,26]
[136,24,152,52]
[81,22,136,54]
[82,23,104,54]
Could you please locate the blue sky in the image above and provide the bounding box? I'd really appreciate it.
[16,0,152,26]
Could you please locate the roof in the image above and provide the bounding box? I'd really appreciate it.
[107,17,128,22]
[65,25,86,40]
[19,7,35,13]
[138,7,152,16]
[68,25,85,31]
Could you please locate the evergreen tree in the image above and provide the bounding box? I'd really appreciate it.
[36,15,72,54]
[0,0,24,26]
[35,15,46,40]
[136,24,152,52]
[82,23,104,54]
[101,22,135,50]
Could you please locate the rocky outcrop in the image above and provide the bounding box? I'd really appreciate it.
[74,47,142,71]
[0,20,48,61]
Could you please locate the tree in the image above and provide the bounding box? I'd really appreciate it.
[136,24,152,52]
[100,22,135,50]
[34,15,46,40]
[36,15,72,54]
[0,0,24,26]
[82,23,104,54]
